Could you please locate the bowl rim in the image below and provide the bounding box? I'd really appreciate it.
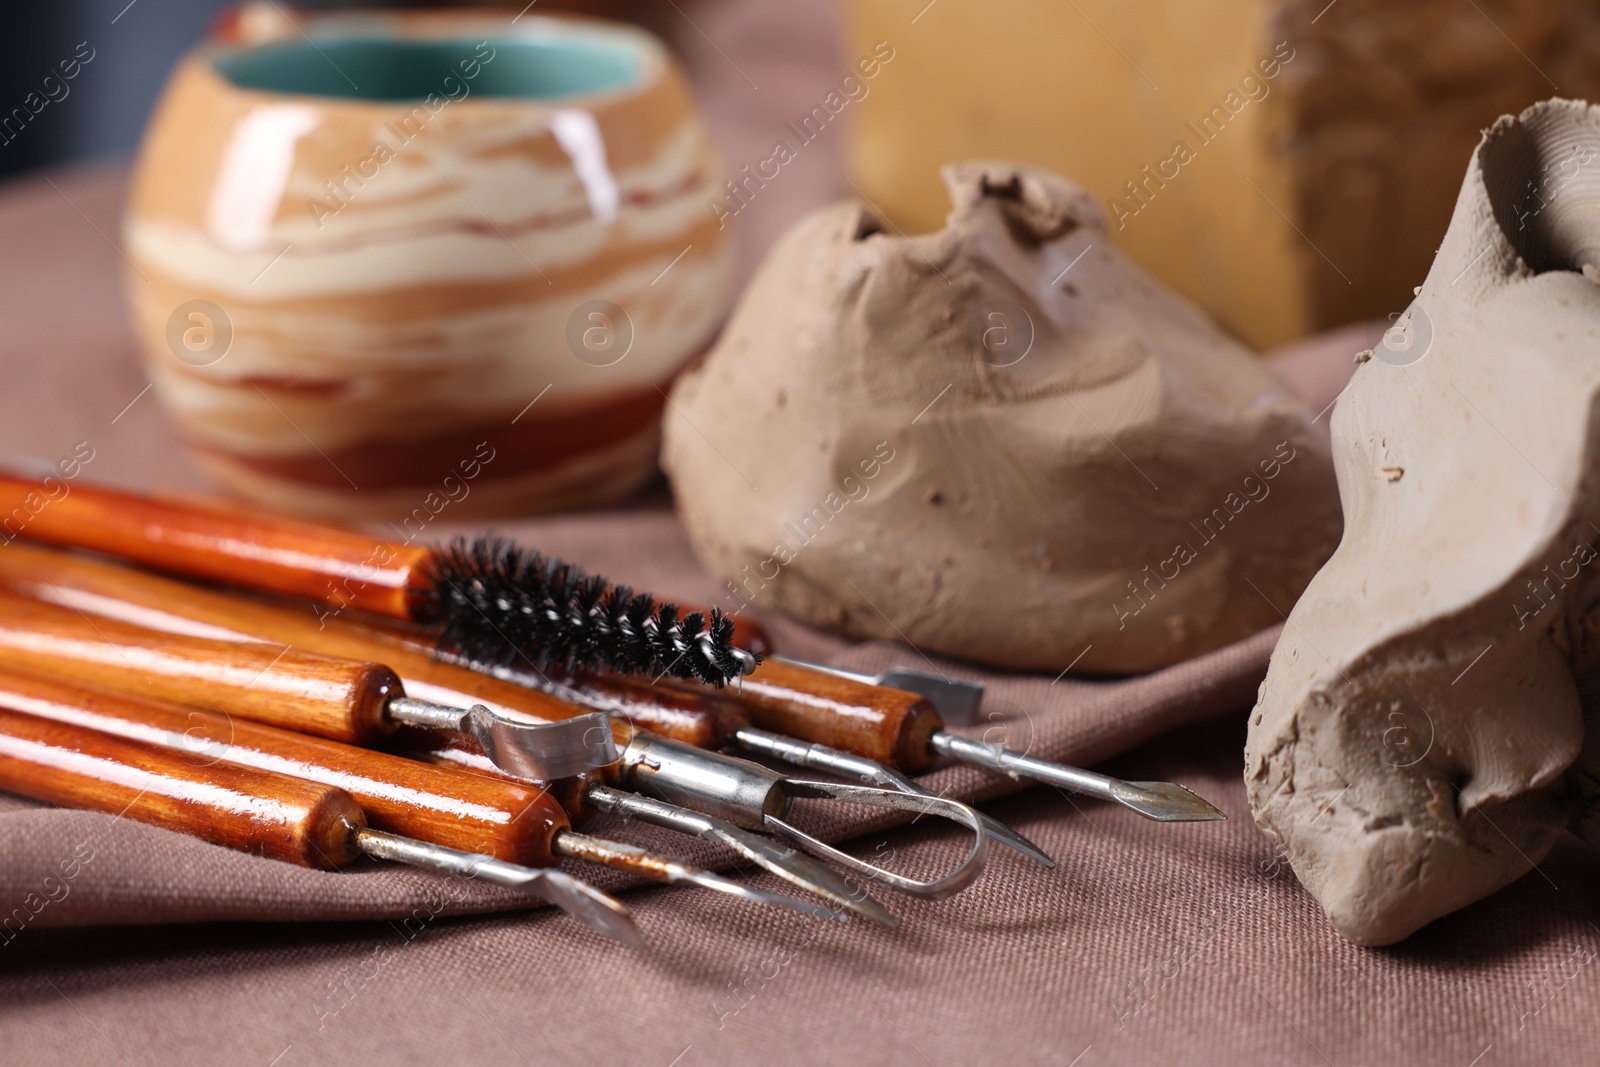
[200,10,669,109]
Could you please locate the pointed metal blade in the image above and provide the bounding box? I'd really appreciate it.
[929,732,1228,823]
[1112,781,1229,822]
[511,867,651,950]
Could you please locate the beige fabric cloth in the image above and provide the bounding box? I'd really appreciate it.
[1,4,1597,1064]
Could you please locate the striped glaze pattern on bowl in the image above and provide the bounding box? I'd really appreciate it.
[124,11,731,519]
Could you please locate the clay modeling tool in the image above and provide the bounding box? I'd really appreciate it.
[703,658,1229,823]
[0,666,844,925]
[0,702,643,946]
[419,652,1213,829]
[0,584,920,915]
[0,475,754,686]
[0,542,1031,883]
[619,615,1217,820]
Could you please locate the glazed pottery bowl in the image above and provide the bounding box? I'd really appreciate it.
[125,9,730,519]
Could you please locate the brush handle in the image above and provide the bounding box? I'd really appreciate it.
[0,668,566,865]
[0,475,428,619]
[717,659,945,774]
[0,542,711,750]
[0,592,402,744]
[0,704,365,868]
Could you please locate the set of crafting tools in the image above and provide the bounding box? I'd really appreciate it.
[0,474,1224,945]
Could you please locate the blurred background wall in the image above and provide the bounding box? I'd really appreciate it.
[0,0,239,180]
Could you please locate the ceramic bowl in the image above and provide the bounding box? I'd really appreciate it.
[125,9,730,519]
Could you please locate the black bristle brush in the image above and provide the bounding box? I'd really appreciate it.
[417,537,755,685]
[0,474,758,686]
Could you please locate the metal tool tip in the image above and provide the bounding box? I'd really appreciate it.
[770,781,991,900]
[354,829,647,949]
[710,828,901,927]
[582,786,902,928]
[1114,781,1229,822]
[846,889,902,929]
[706,878,854,922]
[976,814,1058,868]
[537,869,650,950]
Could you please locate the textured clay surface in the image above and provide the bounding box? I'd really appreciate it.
[1248,99,1600,945]
[664,163,1341,674]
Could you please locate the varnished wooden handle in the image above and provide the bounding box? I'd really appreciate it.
[0,542,706,750]
[0,704,364,868]
[0,592,401,744]
[0,474,428,619]
[0,667,567,866]
[715,659,945,773]
[565,671,750,751]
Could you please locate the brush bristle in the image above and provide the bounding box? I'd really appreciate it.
[414,537,753,685]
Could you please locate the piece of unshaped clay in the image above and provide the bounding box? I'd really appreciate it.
[663,163,1341,673]
[1247,98,1600,945]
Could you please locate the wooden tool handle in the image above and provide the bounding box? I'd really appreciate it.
[562,671,749,751]
[722,659,945,773]
[0,667,566,866]
[0,475,426,619]
[0,592,401,744]
[0,704,364,868]
[0,542,708,751]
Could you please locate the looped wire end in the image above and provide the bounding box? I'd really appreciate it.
[763,780,991,900]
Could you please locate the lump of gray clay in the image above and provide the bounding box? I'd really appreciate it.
[663,162,1341,673]
[1247,98,1600,945]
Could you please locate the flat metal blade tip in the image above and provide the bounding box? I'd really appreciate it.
[1112,781,1229,822]
[534,868,649,950]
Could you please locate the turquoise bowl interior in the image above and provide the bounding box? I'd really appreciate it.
[213,36,640,100]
